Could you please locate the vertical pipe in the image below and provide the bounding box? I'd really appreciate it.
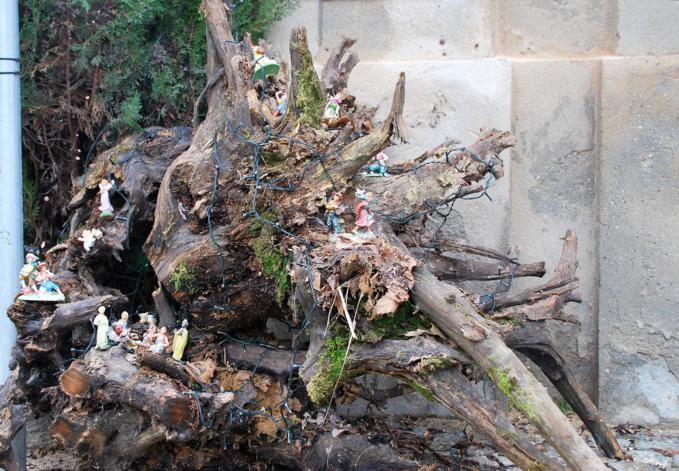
[0,0,23,383]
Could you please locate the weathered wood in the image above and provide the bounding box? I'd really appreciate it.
[410,265,607,470]
[320,36,359,95]
[60,346,198,432]
[223,341,306,377]
[252,433,419,470]
[362,129,514,218]
[412,248,545,281]
[507,325,624,460]
[288,26,325,127]
[41,295,127,332]
[152,287,176,328]
[139,352,191,385]
[486,230,581,319]
[347,338,567,471]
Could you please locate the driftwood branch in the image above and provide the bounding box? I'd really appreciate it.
[321,36,359,95]
[507,325,624,460]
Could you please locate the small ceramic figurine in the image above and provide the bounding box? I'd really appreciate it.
[98,178,114,218]
[150,327,170,355]
[141,315,158,349]
[172,319,189,361]
[273,91,287,117]
[108,311,129,344]
[252,46,280,81]
[19,253,39,295]
[322,93,343,121]
[363,152,390,177]
[326,192,346,242]
[353,189,376,239]
[78,228,104,252]
[93,306,110,350]
[34,263,65,300]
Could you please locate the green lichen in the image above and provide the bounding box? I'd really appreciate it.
[407,380,435,402]
[249,211,290,304]
[292,44,324,127]
[487,365,540,423]
[306,334,350,405]
[170,262,197,295]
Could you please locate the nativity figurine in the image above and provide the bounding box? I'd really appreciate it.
[108,311,129,344]
[78,228,103,252]
[172,319,189,361]
[93,306,110,350]
[19,253,39,295]
[326,191,346,242]
[18,255,65,302]
[274,91,287,117]
[353,189,376,239]
[252,45,280,81]
[363,151,390,177]
[150,327,170,355]
[98,178,114,219]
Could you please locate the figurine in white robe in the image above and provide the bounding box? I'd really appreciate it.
[98,178,114,218]
[93,306,110,350]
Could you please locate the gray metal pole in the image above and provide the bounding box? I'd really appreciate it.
[0,0,23,383]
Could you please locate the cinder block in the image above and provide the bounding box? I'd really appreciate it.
[349,58,512,248]
[265,0,320,63]
[266,0,493,64]
[509,59,601,396]
[617,0,679,56]
[496,0,616,56]
[317,0,493,62]
[598,56,679,425]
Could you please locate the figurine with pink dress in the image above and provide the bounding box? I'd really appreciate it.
[353,189,376,240]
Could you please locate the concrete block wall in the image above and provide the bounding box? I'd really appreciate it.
[267,0,679,425]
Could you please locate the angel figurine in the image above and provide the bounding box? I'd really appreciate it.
[353,189,376,239]
[78,228,103,252]
[98,178,114,219]
[172,320,189,361]
[150,327,170,355]
[93,306,110,350]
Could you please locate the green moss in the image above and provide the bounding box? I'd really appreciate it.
[249,211,290,304]
[419,357,454,373]
[497,317,525,328]
[170,262,197,295]
[407,380,435,402]
[306,334,350,405]
[292,45,324,127]
[558,400,572,415]
[487,365,540,423]
[365,302,431,342]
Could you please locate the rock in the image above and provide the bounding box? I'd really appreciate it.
[629,449,671,469]
[671,454,679,468]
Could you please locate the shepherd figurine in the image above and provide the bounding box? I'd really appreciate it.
[93,306,110,350]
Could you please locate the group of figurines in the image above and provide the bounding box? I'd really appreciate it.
[324,152,390,242]
[18,252,65,302]
[93,306,189,362]
[326,188,377,242]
